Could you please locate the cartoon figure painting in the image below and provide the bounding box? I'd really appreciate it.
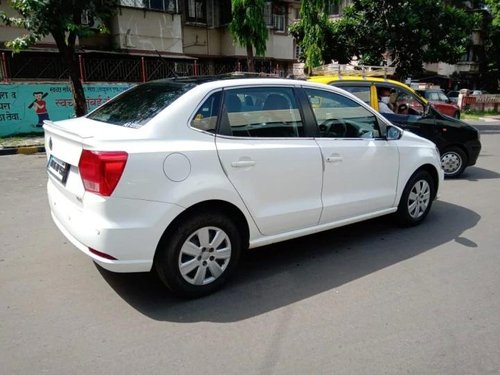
[29,91,50,127]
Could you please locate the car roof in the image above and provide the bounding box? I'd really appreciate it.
[308,75,428,103]
[147,75,357,95]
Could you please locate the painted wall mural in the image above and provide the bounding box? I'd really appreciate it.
[0,82,133,137]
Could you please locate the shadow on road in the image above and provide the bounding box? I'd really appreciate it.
[96,200,480,322]
[461,166,500,181]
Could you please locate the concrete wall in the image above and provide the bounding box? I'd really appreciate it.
[112,7,183,53]
[0,82,132,137]
[0,3,56,46]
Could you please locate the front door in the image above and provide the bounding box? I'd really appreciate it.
[303,88,399,223]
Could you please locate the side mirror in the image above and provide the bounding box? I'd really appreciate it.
[386,125,402,140]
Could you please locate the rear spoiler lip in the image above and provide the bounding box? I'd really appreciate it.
[43,119,94,141]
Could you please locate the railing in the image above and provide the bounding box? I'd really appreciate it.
[459,94,500,111]
[1,51,290,83]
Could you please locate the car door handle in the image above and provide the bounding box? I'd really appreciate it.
[231,160,256,168]
[326,156,343,163]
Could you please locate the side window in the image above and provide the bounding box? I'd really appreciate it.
[221,87,304,138]
[305,88,380,139]
[438,92,449,102]
[190,91,221,132]
[336,85,371,104]
[392,88,424,115]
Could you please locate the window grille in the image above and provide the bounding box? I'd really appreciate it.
[120,0,177,13]
[273,14,285,32]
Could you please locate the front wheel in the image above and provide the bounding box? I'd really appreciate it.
[396,170,435,226]
[441,147,467,178]
[155,212,242,298]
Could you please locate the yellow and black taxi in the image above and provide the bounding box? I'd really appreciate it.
[308,65,481,178]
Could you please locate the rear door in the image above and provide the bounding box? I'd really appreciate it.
[215,86,323,236]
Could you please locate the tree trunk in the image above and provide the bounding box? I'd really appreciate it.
[51,31,87,117]
[67,56,87,117]
[246,43,255,73]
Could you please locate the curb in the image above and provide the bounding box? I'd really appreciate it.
[0,145,45,156]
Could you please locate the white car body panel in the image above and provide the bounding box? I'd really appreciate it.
[44,78,443,274]
[216,136,323,236]
[315,138,399,224]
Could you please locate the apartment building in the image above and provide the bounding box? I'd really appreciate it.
[0,0,302,82]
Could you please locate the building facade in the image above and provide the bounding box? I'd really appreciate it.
[0,0,302,82]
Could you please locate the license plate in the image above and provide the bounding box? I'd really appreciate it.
[47,155,70,184]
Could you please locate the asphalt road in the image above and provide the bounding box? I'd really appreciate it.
[1,123,500,374]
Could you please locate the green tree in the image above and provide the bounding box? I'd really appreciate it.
[482,0,500,91]
[292,0,475,78]
[484,0,500,26]
[334,0,475,78]
[229,0,268,72]
[289,0,341,70]
[0,0,118,116]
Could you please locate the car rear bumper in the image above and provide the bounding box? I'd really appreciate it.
[47,178,184,273]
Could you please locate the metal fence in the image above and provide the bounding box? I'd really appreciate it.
[1,51,290,83]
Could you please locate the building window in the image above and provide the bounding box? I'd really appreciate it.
[186,0,206,23]
[273,14,285,32]
[272,4,286,32]
[120,0,177,13]
[264,2,273,27]
[328,2,340,16]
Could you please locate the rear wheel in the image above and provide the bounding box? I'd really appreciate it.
[453,111,460,119]
[441,147,467,178]
[396,170,435,226]
[155,212,242,298]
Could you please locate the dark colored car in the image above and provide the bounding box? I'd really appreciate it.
[308,76,481,177]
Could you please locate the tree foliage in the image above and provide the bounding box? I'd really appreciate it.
[292,0,475,78]
[229,0,268,72]
[0,0,118,116]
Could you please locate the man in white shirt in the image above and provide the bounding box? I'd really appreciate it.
[378,88,394,113]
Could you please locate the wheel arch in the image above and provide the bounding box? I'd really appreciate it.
[154,200,250,262]
[442,143,469,159]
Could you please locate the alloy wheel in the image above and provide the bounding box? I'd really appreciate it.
[178,226,232,286]
[407,179,431,219]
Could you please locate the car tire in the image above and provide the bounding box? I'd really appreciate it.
[441,147,467,178]
[396,170,435,227]
[155,211,242,298]
[453,111,460,119]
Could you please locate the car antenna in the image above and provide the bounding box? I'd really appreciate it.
[155,50,179,79]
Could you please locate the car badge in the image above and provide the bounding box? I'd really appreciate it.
[49,137,53,151]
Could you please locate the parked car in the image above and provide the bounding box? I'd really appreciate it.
[308,74,481,177]
[44,77,443,298]
[415,89,461,119]
[447,90,460,104]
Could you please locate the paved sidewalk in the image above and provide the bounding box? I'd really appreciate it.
[0,135,45,155]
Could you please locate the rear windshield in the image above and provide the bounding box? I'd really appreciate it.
[87,81,196,128]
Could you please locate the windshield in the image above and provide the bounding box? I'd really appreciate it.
[87,81,196,128]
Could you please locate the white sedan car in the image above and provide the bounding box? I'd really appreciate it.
[44,78,444,298]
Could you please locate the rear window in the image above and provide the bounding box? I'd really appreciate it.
[87,81,196,128]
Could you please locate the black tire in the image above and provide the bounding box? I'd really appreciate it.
[440,146,467,178]
[453,111,460,119]
[155,211,242,298]
[396,170,435,227]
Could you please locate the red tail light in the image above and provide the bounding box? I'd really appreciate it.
[79,150,128,196]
